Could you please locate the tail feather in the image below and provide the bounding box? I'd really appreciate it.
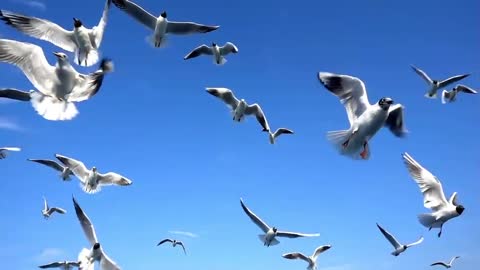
[214,56,227,65]
[75,49,100,67]
[326,129,364,159]
[30,92,78,121]
[146,35,169,48]
[78,248,94,270]
[418,213,437,228]
[424,92,437,99]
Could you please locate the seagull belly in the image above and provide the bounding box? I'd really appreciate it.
[233,103,246,122]
[74,28,93,51]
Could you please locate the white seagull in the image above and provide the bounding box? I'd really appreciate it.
[38,261,80,269]
[410,65,470,99]
[42,197,66,219]
[111,0,219,47]
[317,72,407,160]
[55,154,132,194]
[282,245,332,270]
[28,158,74,181]
[157,239,187,255]
[268,128,294,144]
[0,0,112,67]
[376,223,423,256]
[73,196,120,270]
[441,84,477,104]
[402,153,465,237]
[0,147,21,159]
[240,198,320,247]
[206,87,270,132]
[431,256,461,268]
[184,42,238,65]
[0,39,114,121]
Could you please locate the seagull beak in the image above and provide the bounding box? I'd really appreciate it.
[53,52,62,58]
[386,99,394,105]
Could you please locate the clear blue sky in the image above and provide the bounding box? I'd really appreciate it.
[0,0,479,269]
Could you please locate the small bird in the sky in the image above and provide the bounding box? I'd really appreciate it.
[184,42,238,65]
[282,245,332,270]
[268,128,294,144]
[157,239,187,255]
[240,198,320,247]
[42,197,66,219]
[206,87,270,132]
[28,158,74,181]
[317,72,407,160]
[402,153,465,237]
[410,65,470,99]
[56,154,132,194]
[441,84,477,104]
[376,223,423,256]
[0,0,112,66]
[111,0,219,47]
[0,147,21,159]
[431,256,461,268]
[38,261,80,269]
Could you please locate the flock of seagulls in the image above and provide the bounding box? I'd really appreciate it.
[0,0,476,269]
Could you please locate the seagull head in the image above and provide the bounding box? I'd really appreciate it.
[73,18,83,28]
[378,97,393,110]
[161,11,167,18]
[272,227,278,233]
[456,205,465,215]
[93,243,101,250]
[92,166,97,172]
[53,52,68,61]
[212,42,217,47]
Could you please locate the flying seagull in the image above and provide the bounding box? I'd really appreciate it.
[38,261,80,269]
[111,0,219,47]
[73,196,120,270]
[441,84,477,104]
[184,42,238,65]
[431,256,461,268]
[0,0,112,66]
[42,197,66,219]
[206,87,270,132]
[317,72,407,160]
[55,154,132,194]
[157,239,187,255]
[410,65,470,99]
[376,223,423,256]
[0,39,114,121]
[28,158,74,181]
[402,153,465,237]
[240,198,320,247]
[0,147,20,159]
[268,128,294,144]
[282,245,332,270]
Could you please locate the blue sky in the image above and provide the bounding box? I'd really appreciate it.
[0,0,479,269]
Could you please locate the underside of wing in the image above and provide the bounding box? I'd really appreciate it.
[239,198,271,233]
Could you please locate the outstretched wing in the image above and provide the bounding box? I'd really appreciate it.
[157,239,173,246]
[276,231,320,238]
[456,84,477,94]
[111,0,157,30]
[438,74,470,88]
[411,65,433,84]
[239,198,271,233]
[206,87,240,110]
[97,172,132,186]
[28,159,65,172]
[405,236,424,248]
[312,245,332,259]
[177,241,187,255]
[51,207,67,214]
[282,252,310,262]
[0,88,32,101]
[376,223,401,249]
[73,196,99,246]
[100,252,121,270]
[449,256,460,265]
[430,262,448,268]
[244,104,270,132]
[55,154,89,180]
[90,0,112,48]
[38,262,64,268]
[219,42,239,55]
[184,45,213,60]
[166,21,219,34]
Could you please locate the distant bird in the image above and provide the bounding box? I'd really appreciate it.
[56,154,132,194]
[441,84,477,104]
[282,245,332,270]
[28,158,74,181]
[268,128,294,144]
[402,153,465,237]
[184,42,238,65]
[376,223,423,256]
[206,87,270,132]
[317,72,407,160]
[38,261,80,269]
[42,197,66,219]
[0,39,114,121]
[410,65,470,99]
[240,198,320,247]
[73,196,120,270]
[157,239,187,255]
[0,147,20,159]
[431,256,461,268]
[111,0,219,47]
[0,0,112,66]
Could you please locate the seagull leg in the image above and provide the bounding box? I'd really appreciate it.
[438,225,443,238]
[359,141,369,159]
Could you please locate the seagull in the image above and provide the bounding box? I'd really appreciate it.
[157,239,187,255]
[410,66,470,99]
[184,42,238,65]
[28,158,74,181]
[206,87,270,132]
[431,256,461,268]
[0,39,114,121]
[73,196,120,270]
[42,197,66,219]
[240,198,320,247]
[55,154,132,194]
[0,147,20,159]
[317,72,407,160]
[282,245,332,270]
[268,128,294,144]
[0,0,112,67]
[111,0,219,47]
[441,84,477,104]
[38,261,80,269]
[402,153,465,237]
[376,223,423,256]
